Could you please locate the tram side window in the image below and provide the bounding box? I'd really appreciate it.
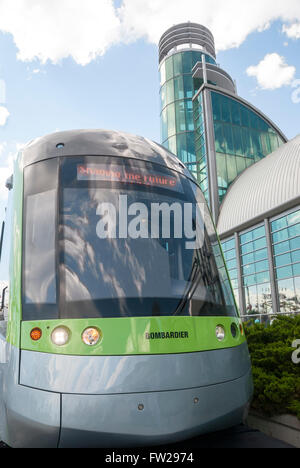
[0,189,13,320]
[24,190,57,304]
[23,159,58,319]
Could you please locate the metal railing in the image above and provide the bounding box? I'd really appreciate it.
[241,310,300,324]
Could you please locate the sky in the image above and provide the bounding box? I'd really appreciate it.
[0,0,299,224]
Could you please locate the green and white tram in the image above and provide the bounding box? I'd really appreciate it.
[0,130,253,448]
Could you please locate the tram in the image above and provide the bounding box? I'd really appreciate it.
[0,130,253,448]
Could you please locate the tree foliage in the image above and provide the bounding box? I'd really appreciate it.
[245,316,300,419]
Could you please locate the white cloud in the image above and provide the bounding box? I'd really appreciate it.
[246,53,296,90]
[0,106,9,126]
[25,66,47,80]
[0,0,121,66]
[118,0,300,52]
[15,142,23,150]
[0,0,300,64]
[283,22,300,39]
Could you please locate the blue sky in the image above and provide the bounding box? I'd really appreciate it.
[0,0,299,224]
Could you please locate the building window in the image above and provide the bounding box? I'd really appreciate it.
[192,92,209,202]
[211,91,285,203]
[159,51,216,168]
[221,237,239,305]
[240,225,272,315]
[271,208,300,313]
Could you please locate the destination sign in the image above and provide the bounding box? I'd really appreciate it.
[77,164,183,192]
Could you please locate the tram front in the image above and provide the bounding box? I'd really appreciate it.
[3,130,253,448]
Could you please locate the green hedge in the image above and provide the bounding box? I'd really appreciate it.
[245,315,300,419]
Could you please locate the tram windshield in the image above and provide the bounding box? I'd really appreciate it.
[23,156,238,320]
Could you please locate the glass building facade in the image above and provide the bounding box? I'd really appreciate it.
[160,51,216,163]
[211,92,285,203]
[239,225,272,315]
[159,23,299,319]
[192,88,285,211]
[220,237,239,305]
[271,209,300,313]
[218,208,300,317]
[159,23,287,221]
[193,92,208,200]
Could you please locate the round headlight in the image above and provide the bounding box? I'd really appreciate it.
[82,328,101,346]
[51,327,70,346]
[30,328,42,341]
[216,325,225,342]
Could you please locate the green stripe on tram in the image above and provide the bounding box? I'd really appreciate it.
[21,316,246,356]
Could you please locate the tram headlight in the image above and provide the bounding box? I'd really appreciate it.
[82,327,101,346]
[51,327,70,346]
[215,325,225,342]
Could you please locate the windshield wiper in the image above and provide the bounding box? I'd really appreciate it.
[173,255,204,316]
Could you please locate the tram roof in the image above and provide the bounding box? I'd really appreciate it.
[20,129,189,176]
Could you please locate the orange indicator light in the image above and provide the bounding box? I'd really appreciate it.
[30,328,42,341]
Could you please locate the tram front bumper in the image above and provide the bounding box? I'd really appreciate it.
[3,369,252,448]
[6,343,253,447]
[58,369,253,448]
